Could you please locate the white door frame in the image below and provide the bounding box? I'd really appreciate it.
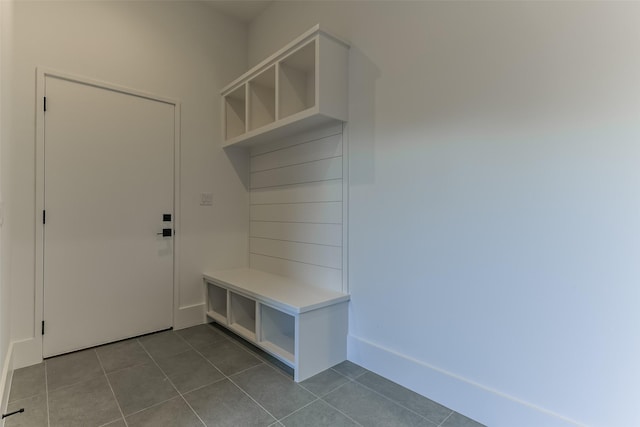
[34,67,181,359]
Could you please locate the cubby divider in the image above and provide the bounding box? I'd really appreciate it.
[229,292,256,341]
[278,39,316,120]
[260,304,295,363]
[248,65,276,131]
[206,282,228,324]
[220,25,348,148]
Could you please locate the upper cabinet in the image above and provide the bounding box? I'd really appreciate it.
[221,25,349,148]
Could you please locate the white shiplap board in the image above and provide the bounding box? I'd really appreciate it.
[249,124,345,292]
[250,254,342,291]
[250,157,342,189]
[250,202,342,223]
[250,180,342,205]
[250,238,342,269]
[250,134,342,172]
[250,221,342,247]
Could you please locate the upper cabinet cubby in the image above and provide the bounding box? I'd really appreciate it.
[221,25,349,148]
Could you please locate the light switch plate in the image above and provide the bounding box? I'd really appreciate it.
[200,193,213,206]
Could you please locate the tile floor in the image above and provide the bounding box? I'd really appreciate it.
[6,323,485,427]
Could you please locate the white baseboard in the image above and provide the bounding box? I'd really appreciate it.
[11,338,41,370]
[347,335,585,427]
[7,305,206,371]
[0,341,15,421]
[174,303,205,330]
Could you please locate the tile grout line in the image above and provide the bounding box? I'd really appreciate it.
[182,332,280,424]
[226,374,279,424]
[294,370,364,426]
[180,330,278,425]
[95,349,130,427]
[349,374,442,426]
[136,335,207,427]
[207,323,364,425]
[438,410,455,427]
[274,397,320,424]
[44,361,51,427]
[313,380,365,427]
[179,327,284,424]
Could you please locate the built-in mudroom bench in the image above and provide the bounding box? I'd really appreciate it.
[207,24,351,382]
[204,268,350,382]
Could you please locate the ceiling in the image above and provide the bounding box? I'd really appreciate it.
[203,1,273,23]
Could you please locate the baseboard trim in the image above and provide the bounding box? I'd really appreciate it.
[347,335,585,427]
[174,303,205,330]
[11,337,41,370]
[0,341,15,421]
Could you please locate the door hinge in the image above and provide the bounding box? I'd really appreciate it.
[44,97,47,112]
[41,321,45,335]
[43,210,46,224]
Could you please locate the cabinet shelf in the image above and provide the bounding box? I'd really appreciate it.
[221,25,348,148]
[206,282,228,324]
[229,292,257,341]
[223,86,246,140]
[260,304,295,364]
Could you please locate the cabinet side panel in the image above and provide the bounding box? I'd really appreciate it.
[295,301,349,382]
[317,35,349,121]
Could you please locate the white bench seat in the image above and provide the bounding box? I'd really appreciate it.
[203,268,350,382]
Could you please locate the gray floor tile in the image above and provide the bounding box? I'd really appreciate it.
[8,363,46,402]
[184,379,275,427]
[440,412,486,427]
[138,331,190,359]
[231,364,316,419]
[300,369,350,397]
[324,381,435,427]
[176,324,229,350]
[5,393,48,427]
[356,372,452,424]
[331,360,368,379]
[107,362,177,415]
[155,349,224,393]
[198,340,262,375]
[281,400,357,427]
[46,349,103,391]
[126,396,203,427]
[96,339,152,373]
[48,375,121,427]
[102,419,127,427]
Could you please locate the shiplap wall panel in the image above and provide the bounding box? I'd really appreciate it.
[250,134,342,172]
[250,221,342,247]
[249,124,345,293]
[250,157,342,189]
[251,180,342,205]
[250,123,342,156]
[250,238,342,269]
[250,254,342,291]
[251,202,342,223]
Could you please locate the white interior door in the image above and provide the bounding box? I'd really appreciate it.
[43,75,175,357]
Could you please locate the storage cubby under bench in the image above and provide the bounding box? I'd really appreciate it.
[203,268,350,382]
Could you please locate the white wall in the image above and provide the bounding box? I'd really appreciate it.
[248,2,640,427]
[7,1,249,367]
